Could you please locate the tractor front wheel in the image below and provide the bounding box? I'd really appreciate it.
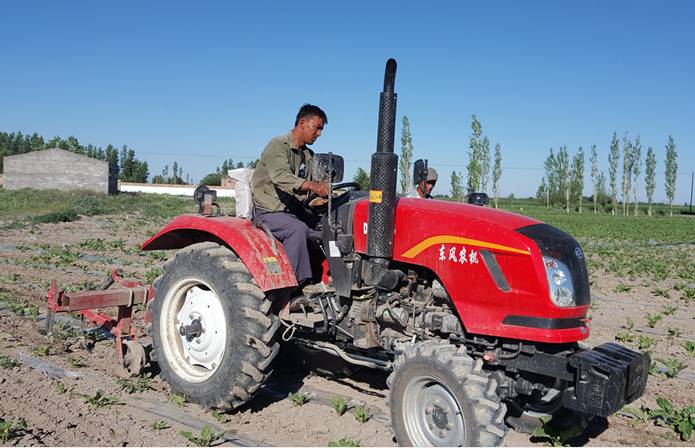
[387,340,507,447]
[150,242,280,409]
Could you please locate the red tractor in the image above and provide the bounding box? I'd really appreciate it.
[48,59,649,446]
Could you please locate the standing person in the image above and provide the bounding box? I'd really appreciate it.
[406,167,438,198]
[251,104,330,287]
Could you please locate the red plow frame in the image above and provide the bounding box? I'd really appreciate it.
[46,269,155,376]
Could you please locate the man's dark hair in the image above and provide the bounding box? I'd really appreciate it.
[295,104,327,126]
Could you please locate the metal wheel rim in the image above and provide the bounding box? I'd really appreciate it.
[402,374,466,446]
[160,277,227,383]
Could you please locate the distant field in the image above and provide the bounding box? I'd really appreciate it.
[501,201,695,289]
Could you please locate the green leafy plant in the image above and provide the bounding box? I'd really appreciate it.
[55,382,68,394]
[331,396,349,416]
[50,321,81,341]
[614,283,632,293]
[622,317,635,330]
[33,345,50,357]
[621,405,652,423]
[638,335,656,352]
[667,327,682,339]
[657,358,688,379]
[645,313,662,328]
[116,377,153,394]
[180,424,224,447]
[171,392,187,407]
[82,389,122,408]
[288,392,308,407]
[354,405,370,423]
[649,397,695,441]
[5,299,40,319]
[67,357,87,368]
[681,287,695,303]
[145,266,163,285]
[0,355,20,369]
[651,287,671,298]
[0,418,28,444]
[531,416,584,446]
[211,409,228,423]
[649,362,659,376]
[662,305,678,316]
[151,420,170,431]
[615,331,634,343]
[683,341,695,356]
[328,438,362,447]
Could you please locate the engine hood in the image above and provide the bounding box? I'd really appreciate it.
[352,197,541,259]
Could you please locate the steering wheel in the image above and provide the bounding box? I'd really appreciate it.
[305,182,362,208]
[332,182,362,192]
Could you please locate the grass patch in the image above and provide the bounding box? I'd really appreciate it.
[0,188,231,222]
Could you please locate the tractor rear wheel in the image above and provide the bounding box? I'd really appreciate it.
[151,242,280,409]
[387,340,507,447]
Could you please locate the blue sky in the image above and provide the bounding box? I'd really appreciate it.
[2,1,693,203]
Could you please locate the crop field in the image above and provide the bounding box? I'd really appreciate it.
[0,189,693,446]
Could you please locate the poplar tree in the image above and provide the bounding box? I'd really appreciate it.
[399,116,413,194]
[645,146,656,217]
[492,143,502,208]
[480,136,491,192]
[451,171,464,202]
[590,144,599,214]
[621,134,633,215]
[664,135,678,217]
[536,178,547,204]
[557,146,570,213]
[608,132,620,214]
[570,147,585,213]
[543,149,557,207]
[632,136,642,216]
[467,115,482,193]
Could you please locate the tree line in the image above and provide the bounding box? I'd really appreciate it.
[538,133,679,216]
[352,115,505,207]
[0,130,209,185]
[199,158,259,186]
[0,130,151,183]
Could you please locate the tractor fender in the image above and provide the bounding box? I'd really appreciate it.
[140,214,297,292]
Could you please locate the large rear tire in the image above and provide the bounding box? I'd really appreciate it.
[151,242,280,409]
[387,340,507,447]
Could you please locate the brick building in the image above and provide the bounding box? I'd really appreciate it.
[3,148,116,194]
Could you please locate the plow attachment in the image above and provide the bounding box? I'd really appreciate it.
[46,269,156,376]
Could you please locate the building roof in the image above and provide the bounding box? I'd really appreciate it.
[3,148,108,166]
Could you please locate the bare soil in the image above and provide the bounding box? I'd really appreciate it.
[0,213,693,446]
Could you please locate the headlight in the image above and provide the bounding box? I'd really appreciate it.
[543,256,576,307]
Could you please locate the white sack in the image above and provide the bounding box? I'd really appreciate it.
[228,168,255,219]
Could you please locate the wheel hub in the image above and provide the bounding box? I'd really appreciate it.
[431,404,449,429]
[404,377,466,446]
[175,286,226,371]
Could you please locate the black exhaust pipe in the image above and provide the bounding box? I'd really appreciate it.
[367,58,399,262]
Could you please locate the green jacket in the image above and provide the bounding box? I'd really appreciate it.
[251,132,314,213]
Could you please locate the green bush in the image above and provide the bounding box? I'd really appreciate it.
[31,209,79,224]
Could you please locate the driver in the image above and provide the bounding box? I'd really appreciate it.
[251,104,330,287]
